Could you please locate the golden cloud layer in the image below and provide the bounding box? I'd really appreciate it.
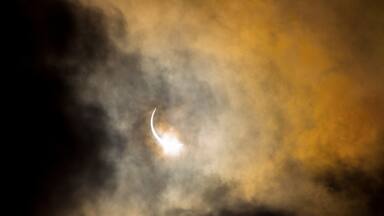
[78,1,384,215]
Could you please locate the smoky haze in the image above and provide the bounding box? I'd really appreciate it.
[9,0,384,216]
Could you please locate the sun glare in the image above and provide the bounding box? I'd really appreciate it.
[158,132,184,156]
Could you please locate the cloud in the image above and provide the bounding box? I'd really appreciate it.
[94,0,383,215]
[11,0,384,215]
[9,0,129,215]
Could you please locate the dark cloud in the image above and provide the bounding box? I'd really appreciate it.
[317,167,384,216]
[7,0,130,215]
[167,205,293,216]
[213,206,293,216]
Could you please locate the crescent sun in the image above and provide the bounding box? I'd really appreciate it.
[150,107,184,156]
[150,108,163,144]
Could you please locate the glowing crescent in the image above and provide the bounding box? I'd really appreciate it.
[150,108,163,144]
[150,107,183,156]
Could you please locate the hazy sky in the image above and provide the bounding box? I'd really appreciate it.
[10,0,384,216]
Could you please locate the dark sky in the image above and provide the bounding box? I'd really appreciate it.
[8,0,120,215]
